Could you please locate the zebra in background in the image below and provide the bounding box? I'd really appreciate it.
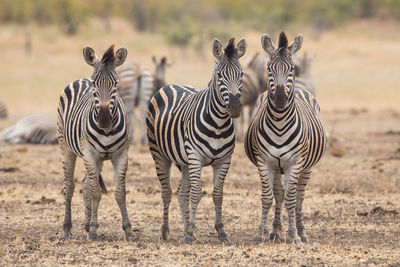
[0,100,8,119]
[294,52,316,95]
[0,114,57,144]
[245,32,326,244]
[117,62,153,144]
[57,45,134,240]
[235,52,266,140]
[146,37,247,243]
[152,56,173,93]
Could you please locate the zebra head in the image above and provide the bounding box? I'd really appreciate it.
[152,56,172,92]
[83,45,127,131]
[261,32,303,110]
[212,37,247,118]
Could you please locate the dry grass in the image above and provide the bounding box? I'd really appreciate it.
[0,18,400,266]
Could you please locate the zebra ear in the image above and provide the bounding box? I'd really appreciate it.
[114,47,127,67]
[261,34,275,56]
[288,34,303,55]
[83,46,99,67]
[236,38,247,58]
[152,56,157,65]
[212,38,223,60]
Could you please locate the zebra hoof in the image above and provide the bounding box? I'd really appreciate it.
[63,232,73,239]
[253,236,263,244]
[219,236,230,244]
[183,235,196,243]
[268,233,283,243]
[301,236,309,243]
[87,232,98,240]
[161,224,169,241]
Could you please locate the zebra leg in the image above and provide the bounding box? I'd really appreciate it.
[127,109,135,144]
[83,154,102,240]
[178,166,192,241]
[284,170,301,243]
[139,97,149,145]
[155,157,172,240]
[253,161,274,244]
[248,104,255,124]
[212,157,231,243]
[111,148,134,240]
[234,117,243,142]
[186,159,203,243]
[269,171,284,242]
[60,145,77,239]
[296,170,311,243]
[82,173,91,233]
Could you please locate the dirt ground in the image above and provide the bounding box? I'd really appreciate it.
[0,107,399,266]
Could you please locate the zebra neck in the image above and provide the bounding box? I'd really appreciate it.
[265,95,296,126]
[91,102,119,134]
[205,76,231,127]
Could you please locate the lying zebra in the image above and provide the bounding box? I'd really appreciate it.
[0,114,57,144]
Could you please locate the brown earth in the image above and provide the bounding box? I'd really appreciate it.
[0,107,399,266]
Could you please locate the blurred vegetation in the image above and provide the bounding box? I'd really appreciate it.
[0,0,399,43]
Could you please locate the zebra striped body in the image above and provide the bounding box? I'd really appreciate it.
[294,53,315,95]
[0,100,8,119]
[117,62,154,144]
[57,45,134,240]
[245,32,326,244]
[146,38,247,242]
[235,53,267,140]
[0,114,57,144]
[58,78,128,158]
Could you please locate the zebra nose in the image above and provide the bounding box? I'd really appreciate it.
[228,93,242,118]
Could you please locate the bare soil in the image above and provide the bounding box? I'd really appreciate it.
[0,108,399,266]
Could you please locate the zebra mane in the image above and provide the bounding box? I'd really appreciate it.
[101,44,115,65]
[278,32,288,56]
[224,38,236,58]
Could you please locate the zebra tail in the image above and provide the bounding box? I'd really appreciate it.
[99,174,108,194]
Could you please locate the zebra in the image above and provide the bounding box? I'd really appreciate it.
[234,52,266,140]
[152,56,173,93]
[244,32,326,244]
[294,52,316,95]
[57,45,134,240]
[146,37,247,243]
[0,114,57,144]
[0,100,8,119]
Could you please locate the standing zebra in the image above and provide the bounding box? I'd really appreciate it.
[146,38,247,242]
[152,56,172,93]
[57,45,134,240]
[245,32,326,244]
[235,53,266,140]
[0,100,8,119]
[117,62,153,144]
[294,53,316,96]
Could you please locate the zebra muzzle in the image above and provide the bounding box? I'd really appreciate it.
[98,104,112,130]
[227,93,242,118]
[273,85,288,110]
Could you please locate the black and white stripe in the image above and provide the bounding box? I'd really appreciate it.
[0,114,57,144]
[146,38,247,243]
[117,62,154,144]
[294,53,316,96]
[245,32,326,244]
[57,45,134,240]
[235,53,266,140]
